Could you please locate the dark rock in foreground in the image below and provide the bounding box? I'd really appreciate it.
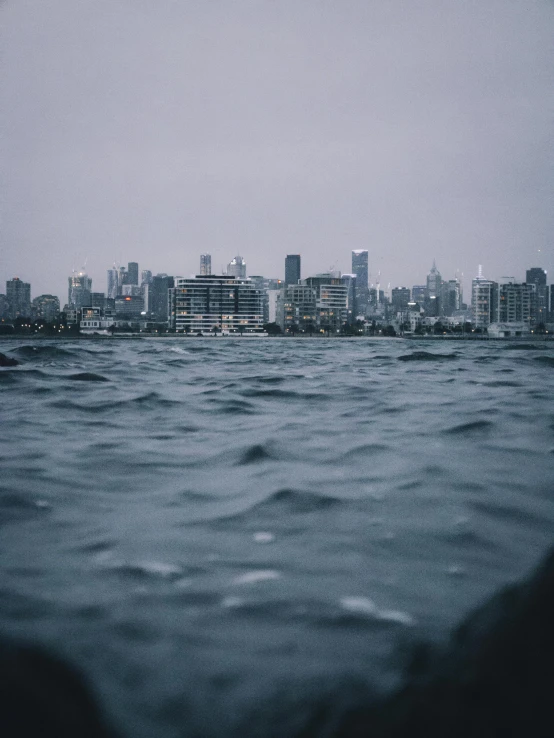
[0,639,117,738]
[1,546,553,737]
[0,352,18,367]
[336,547,554,738]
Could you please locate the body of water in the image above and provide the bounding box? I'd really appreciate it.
[1,337,553,736]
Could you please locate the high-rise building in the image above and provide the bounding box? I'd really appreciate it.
[127,262,139,285]
[0,294,9,319]
[411,285,426,307]
[498,282,535,325]
[141,270,153,286]
[200,254,212,276]
[32,295,60,322]
[441,279,462,317]
[425,261,442,316]
[6,277,31,319]
[68,272,92,308]
[351,250,368,288]
[391,287,411,312]
[526,268,548,324]
[526,267,547,287]
[351,250,369,314]
[149,275,175,323]
[227,255,247,279]
[471,267,498,328]
[170,275,264,334]
[107,268,119,299]
[285,255,301,286]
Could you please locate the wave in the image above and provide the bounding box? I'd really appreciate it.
[397,351,458,362]
[445,420,494,435]
[10,344,77,359]
[533,355,554,367]
[67,372,110,382]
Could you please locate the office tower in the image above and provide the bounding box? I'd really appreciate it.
[107,268,119,299]
[526,267,547,286]
[526,268,548,324]
[68,272,92,308]
[90,292,106,309]
[32,295,60,322]
[441,279,462,317]
[115,295,145,319]
[471,266,498,328]
[6,278,31,319]
[127,262,139,285]
[200,254,212,276]
[411,285,426,307]
[150,275,175,323]
[141,270,153,286]
[227,255,247,279]
[170,275,263,334]
[351,250,368,288]
[285,255,301,286]
[391,287,411,311]
[425,261,442,316]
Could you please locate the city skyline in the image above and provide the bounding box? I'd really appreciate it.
[2,1,553,303]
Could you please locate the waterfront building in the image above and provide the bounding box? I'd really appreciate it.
[278,284,317,333]
[6,277,31,319]
[200,254,212,276]
[304,273,348,333]
[149,275,174,323]
[471,267,498,328]
[32,294,60,322]
[80,307,115,334]
[68,271,92,309]
[227,255,247,279]
[285,255,301,286]
[115,295,145,320]
[0,294,8,319]
[441,279,462,317]
[170,275,264,334]
[107,268,119,299]
[498,282,535,326]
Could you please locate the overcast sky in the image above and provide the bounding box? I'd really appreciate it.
[2,0,553,303]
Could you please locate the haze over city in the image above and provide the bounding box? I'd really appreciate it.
[2,0,553,303]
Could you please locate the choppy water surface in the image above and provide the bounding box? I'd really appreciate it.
[1,337,553,736]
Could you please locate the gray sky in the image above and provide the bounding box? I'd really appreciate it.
[2,0,553,303]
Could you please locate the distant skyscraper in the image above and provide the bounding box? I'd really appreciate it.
[526,267,548,324]
[227,255,247,279]
[526,267,547,286]
[200,254,212,276]
[351,250,368,288]
[411,285,426,306]
[6,278,31,319]
[127,262,139,285]
[107,268,119,299]
[141,270,153,286]
[425,261,442,316]
[285,255,301,285]
[68,272,92,309]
